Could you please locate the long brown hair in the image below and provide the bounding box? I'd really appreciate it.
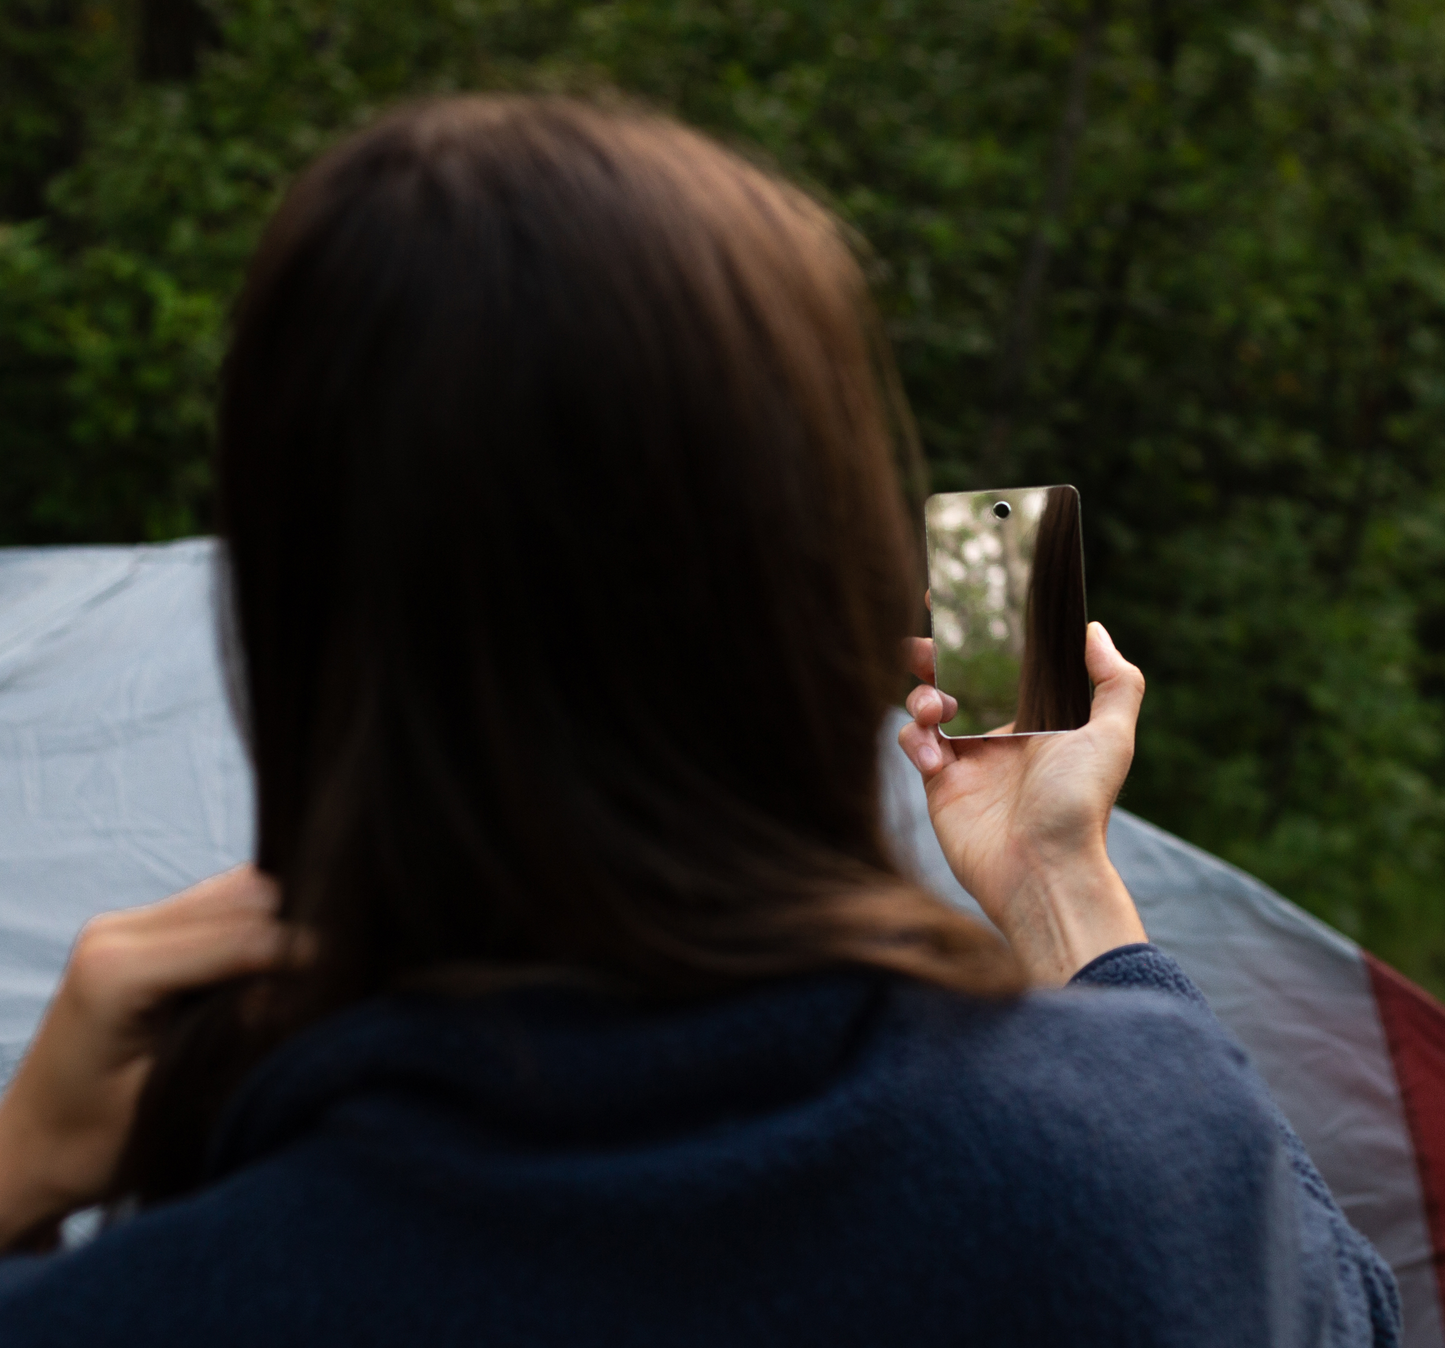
[120,96,1020,1202]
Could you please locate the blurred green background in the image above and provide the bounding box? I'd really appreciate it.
[6,0,1445,990]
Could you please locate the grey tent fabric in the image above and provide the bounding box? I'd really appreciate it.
[0,538,1435,1342]
[0,540,252,1078]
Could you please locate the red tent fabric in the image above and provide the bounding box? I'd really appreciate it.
[1368,955,1445,1323]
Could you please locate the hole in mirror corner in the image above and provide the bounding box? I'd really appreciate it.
[992,500,1011,520]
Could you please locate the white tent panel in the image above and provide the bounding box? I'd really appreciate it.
[0,541,252,1075]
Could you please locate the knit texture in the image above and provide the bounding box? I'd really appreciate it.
[0,945,1400,1346]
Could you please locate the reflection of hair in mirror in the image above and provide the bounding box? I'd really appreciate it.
[1013,487,1091,733]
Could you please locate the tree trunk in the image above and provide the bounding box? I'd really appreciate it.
[138,0,217,81]
[982,0,1110,482]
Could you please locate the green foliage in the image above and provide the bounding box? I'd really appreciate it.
[0,221,221,536]
[6,0,1445,989]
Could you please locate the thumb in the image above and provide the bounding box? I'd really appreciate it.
[1085,622,1145,732]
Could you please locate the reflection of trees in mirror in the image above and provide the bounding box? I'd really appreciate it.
[997,490,1044,660]
[928,488,1055,735]
[938,647,1019,736]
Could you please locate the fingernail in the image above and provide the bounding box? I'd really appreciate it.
[918,742,941,771]
[941,693,958,719]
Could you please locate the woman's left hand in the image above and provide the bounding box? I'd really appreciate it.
[0,866,305,1249]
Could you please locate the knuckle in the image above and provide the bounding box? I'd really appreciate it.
[78,910,120,939]
[72,914,117,957]
[68,924,120,985]
[68,909,145,983]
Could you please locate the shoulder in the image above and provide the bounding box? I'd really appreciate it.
[885,954,1251,1090]
[862,975,1295,1335]
[0,1148,351,1347]
[876,970,1282,1222]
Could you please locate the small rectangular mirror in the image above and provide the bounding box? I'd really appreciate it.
[924,484,1091,738]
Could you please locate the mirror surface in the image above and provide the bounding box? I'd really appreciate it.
[925,484,1090,738]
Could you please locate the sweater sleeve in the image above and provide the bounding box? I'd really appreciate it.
[1071,943,1402,1348]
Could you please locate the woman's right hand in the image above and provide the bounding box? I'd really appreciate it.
[897,621,1148,986]
[0,866,304,1249]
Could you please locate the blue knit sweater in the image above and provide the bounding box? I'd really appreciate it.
[0,945,1400,1346]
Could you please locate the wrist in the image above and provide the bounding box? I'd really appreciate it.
[997,848,1147,987]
